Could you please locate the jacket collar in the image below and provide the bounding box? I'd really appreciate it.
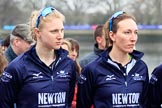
[100,46,144,61]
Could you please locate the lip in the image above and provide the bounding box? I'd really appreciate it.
[128,44,135,48]
[128,43,135,46]
[56,42,61,45]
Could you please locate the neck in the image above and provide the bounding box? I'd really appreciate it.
[36,45,55,66]
[109,48,131,66]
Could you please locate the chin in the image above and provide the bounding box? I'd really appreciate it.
[54,47,61,50]
[128,49,134,53]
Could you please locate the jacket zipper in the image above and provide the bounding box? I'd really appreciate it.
[51,57,62,81]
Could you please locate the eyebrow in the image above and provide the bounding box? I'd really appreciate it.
[50,28,64,31]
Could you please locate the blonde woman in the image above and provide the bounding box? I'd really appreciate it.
[0,6,76,108]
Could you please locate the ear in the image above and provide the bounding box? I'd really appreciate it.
[96,36,102,43]
[13,37,20,46]
[34,28,41,37]
[109,31,116,42]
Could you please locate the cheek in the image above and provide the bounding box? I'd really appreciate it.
[135,35,138,41]
[23,43,31,49]
[115,36,125,43]
[101,40,106,46]
[41,33,55,42]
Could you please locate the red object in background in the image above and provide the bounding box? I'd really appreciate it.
[71,85,77,108]
[71,85,94,108]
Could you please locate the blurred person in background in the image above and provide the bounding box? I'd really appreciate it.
[4,24,33,62]
[0,6,76,108]
[79,25,106,68]
[61,38,81,108]
[0,39,3,51]
[77,11,149,108]
[66,38,81,75]
[61,38,72,53]
[0,47,8,76]
[62,38,81,78]
[1,35,10,53]
[148,62,162,107]
[66,38,81,108]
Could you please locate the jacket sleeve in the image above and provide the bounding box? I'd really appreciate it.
[148,66,162,108]
[76,66,94,108]
[0,65,21,108]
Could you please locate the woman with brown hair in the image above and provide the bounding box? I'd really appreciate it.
[66,38,81,74]
[77,11,149,108]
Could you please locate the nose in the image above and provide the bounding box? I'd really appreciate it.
[130,33,137,42]
[70,50,77,60]
[58,31,64,39]
[72,52,77,57]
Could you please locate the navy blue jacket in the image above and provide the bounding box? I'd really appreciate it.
[0,45,76,108]
[149,64,162,108]
[77,47,149,108]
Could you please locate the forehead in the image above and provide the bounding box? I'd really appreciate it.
[117,19,138,30]
[42,18,64,29]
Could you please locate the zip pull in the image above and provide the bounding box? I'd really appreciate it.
[55,57,61,67]
[125,81,127,87]
[123,73,127,87]
[51,76,53,81]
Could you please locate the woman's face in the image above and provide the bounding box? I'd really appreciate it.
[111,19,138,53]
[38,18,64,50]
[69,49,78,61]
